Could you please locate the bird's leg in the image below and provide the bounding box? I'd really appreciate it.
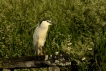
[39,46,44,55]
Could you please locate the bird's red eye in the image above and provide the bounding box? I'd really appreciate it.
[46,20,49,22]
[46,20,51,23]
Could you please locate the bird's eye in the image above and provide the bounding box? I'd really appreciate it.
[46,20,50,23]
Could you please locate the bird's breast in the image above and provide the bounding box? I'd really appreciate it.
[38,27,48,37]
[38,34,46,47]
[39,32,47,40]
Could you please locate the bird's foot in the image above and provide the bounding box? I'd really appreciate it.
[40,53,44,56]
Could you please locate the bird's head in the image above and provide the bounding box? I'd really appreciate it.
[39,19,54,27]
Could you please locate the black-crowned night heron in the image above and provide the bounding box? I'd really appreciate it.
[33,19,54,55]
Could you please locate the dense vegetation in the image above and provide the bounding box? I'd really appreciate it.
[0,0,106,71]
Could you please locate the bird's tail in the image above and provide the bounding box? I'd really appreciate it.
[34,45,38,54]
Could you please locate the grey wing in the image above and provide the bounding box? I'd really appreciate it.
[33,26,39,46]
[33,27,39,54]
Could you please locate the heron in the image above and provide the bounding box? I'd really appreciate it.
[33,19,54,55]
